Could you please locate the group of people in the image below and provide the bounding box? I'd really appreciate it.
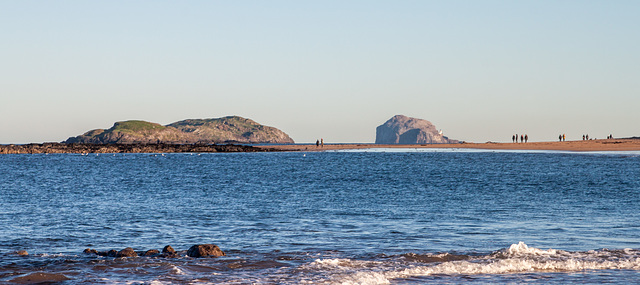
[512,134,528,143]
[559,134,566,142]
[315,138,324,147]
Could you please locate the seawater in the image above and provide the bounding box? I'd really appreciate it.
[1,150,640,284]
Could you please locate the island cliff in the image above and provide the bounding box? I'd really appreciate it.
[65,116,294,144]
[375,115,458,144]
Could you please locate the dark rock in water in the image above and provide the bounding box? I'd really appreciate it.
[106,249,118,257]
[83,248,98,255]
[187,244,225,258]
[162,245,176,254]
[160,245,178,257]
[375,115,459,144]
[9,272,71,283]
[12,250,28,256]
[116,247,138,258]
[142,249,160,256]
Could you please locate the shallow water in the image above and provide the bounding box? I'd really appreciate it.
[1,151,639,283]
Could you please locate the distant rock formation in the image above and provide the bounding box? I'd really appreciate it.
[65,116,294,144]
[375,115,458,144]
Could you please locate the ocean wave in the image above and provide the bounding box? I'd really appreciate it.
[309,242,640,284]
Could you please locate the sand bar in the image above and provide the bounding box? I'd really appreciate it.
[258,139,640,152]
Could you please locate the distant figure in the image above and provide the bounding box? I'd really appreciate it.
[321,138,324,147]
[520,135,524,143]
[512,135,515,143]
[316,139,319,147]
[525,134,528,143]
[583,135,585,140]
[586,134,589,140]
[559,135,562,142]
[516,134,519,143]
[563,134,566,142]
[609,134,613,139]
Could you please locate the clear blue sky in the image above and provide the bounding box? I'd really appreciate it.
[1,1,638,143]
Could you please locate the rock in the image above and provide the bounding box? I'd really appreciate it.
[9,272,70,283]
[13,250,28,256]
[65,116,295,144]
[83,248,98,255]
[106,249,118,257]
[116,247,138,258]
[187,244,225,258]
[162,245,176,254]
[141,249,159,256]
[375,115,459,144]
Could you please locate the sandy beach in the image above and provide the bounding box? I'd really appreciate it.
[258,139,640,152]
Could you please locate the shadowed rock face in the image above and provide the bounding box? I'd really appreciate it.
[375,115,458,144]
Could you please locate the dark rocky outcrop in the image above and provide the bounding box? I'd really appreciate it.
[82,244,224,259]
[375,115,459,144]
[0,142,279,154]
[187,244,225,258]
[65,116,294,144]
[116,247,138,258]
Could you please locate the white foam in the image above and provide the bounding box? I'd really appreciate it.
[313,243,640,284]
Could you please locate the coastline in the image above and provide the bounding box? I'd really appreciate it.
[257,139,640,152]
[0,143,277,154]
[2,139,640,154]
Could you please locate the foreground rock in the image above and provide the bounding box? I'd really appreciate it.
[187,244,226,258]
[65,116,295,144]
[375,115,459,144]
[83,244,225,258]
[0,142,279,154]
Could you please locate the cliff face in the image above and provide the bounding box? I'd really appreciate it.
[375,115,458,144]
[65,116,294,144]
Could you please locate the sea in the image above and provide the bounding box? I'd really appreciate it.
[1,148,640,284]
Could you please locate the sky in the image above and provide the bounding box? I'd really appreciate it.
[1,1,639,144]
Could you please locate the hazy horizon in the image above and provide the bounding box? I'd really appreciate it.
[2,1,639,144]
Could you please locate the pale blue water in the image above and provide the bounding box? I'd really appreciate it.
[1,150,640,283]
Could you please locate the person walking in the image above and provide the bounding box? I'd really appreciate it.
[563,134,566,142]
[520,135,524,143]
[516,134,518,143]
[316,139,319,147]
[559,135,562,142]
[525,134,528,143]
[512,135,515,143]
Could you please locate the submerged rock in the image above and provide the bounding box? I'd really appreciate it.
[187,244,225,258]
[10,272,70,283]
[11,250,28,256]
[141,249,160,256]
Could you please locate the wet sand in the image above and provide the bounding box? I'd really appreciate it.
[258,139,640,152]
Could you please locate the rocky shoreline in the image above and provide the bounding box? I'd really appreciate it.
[0,142,281,154]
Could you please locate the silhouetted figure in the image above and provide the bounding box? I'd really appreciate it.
[563,134,566,142]
[520,135,523,143]
[516,134,519,143]
[316,140,319,147]
[512,135,515,143]
[321,138,324,147]
[583,135,585,140]
[586,134,589,140]
[559,135,562,142]
[525,134,528,143]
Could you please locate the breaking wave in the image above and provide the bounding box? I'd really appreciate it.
[307,242,640,284]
